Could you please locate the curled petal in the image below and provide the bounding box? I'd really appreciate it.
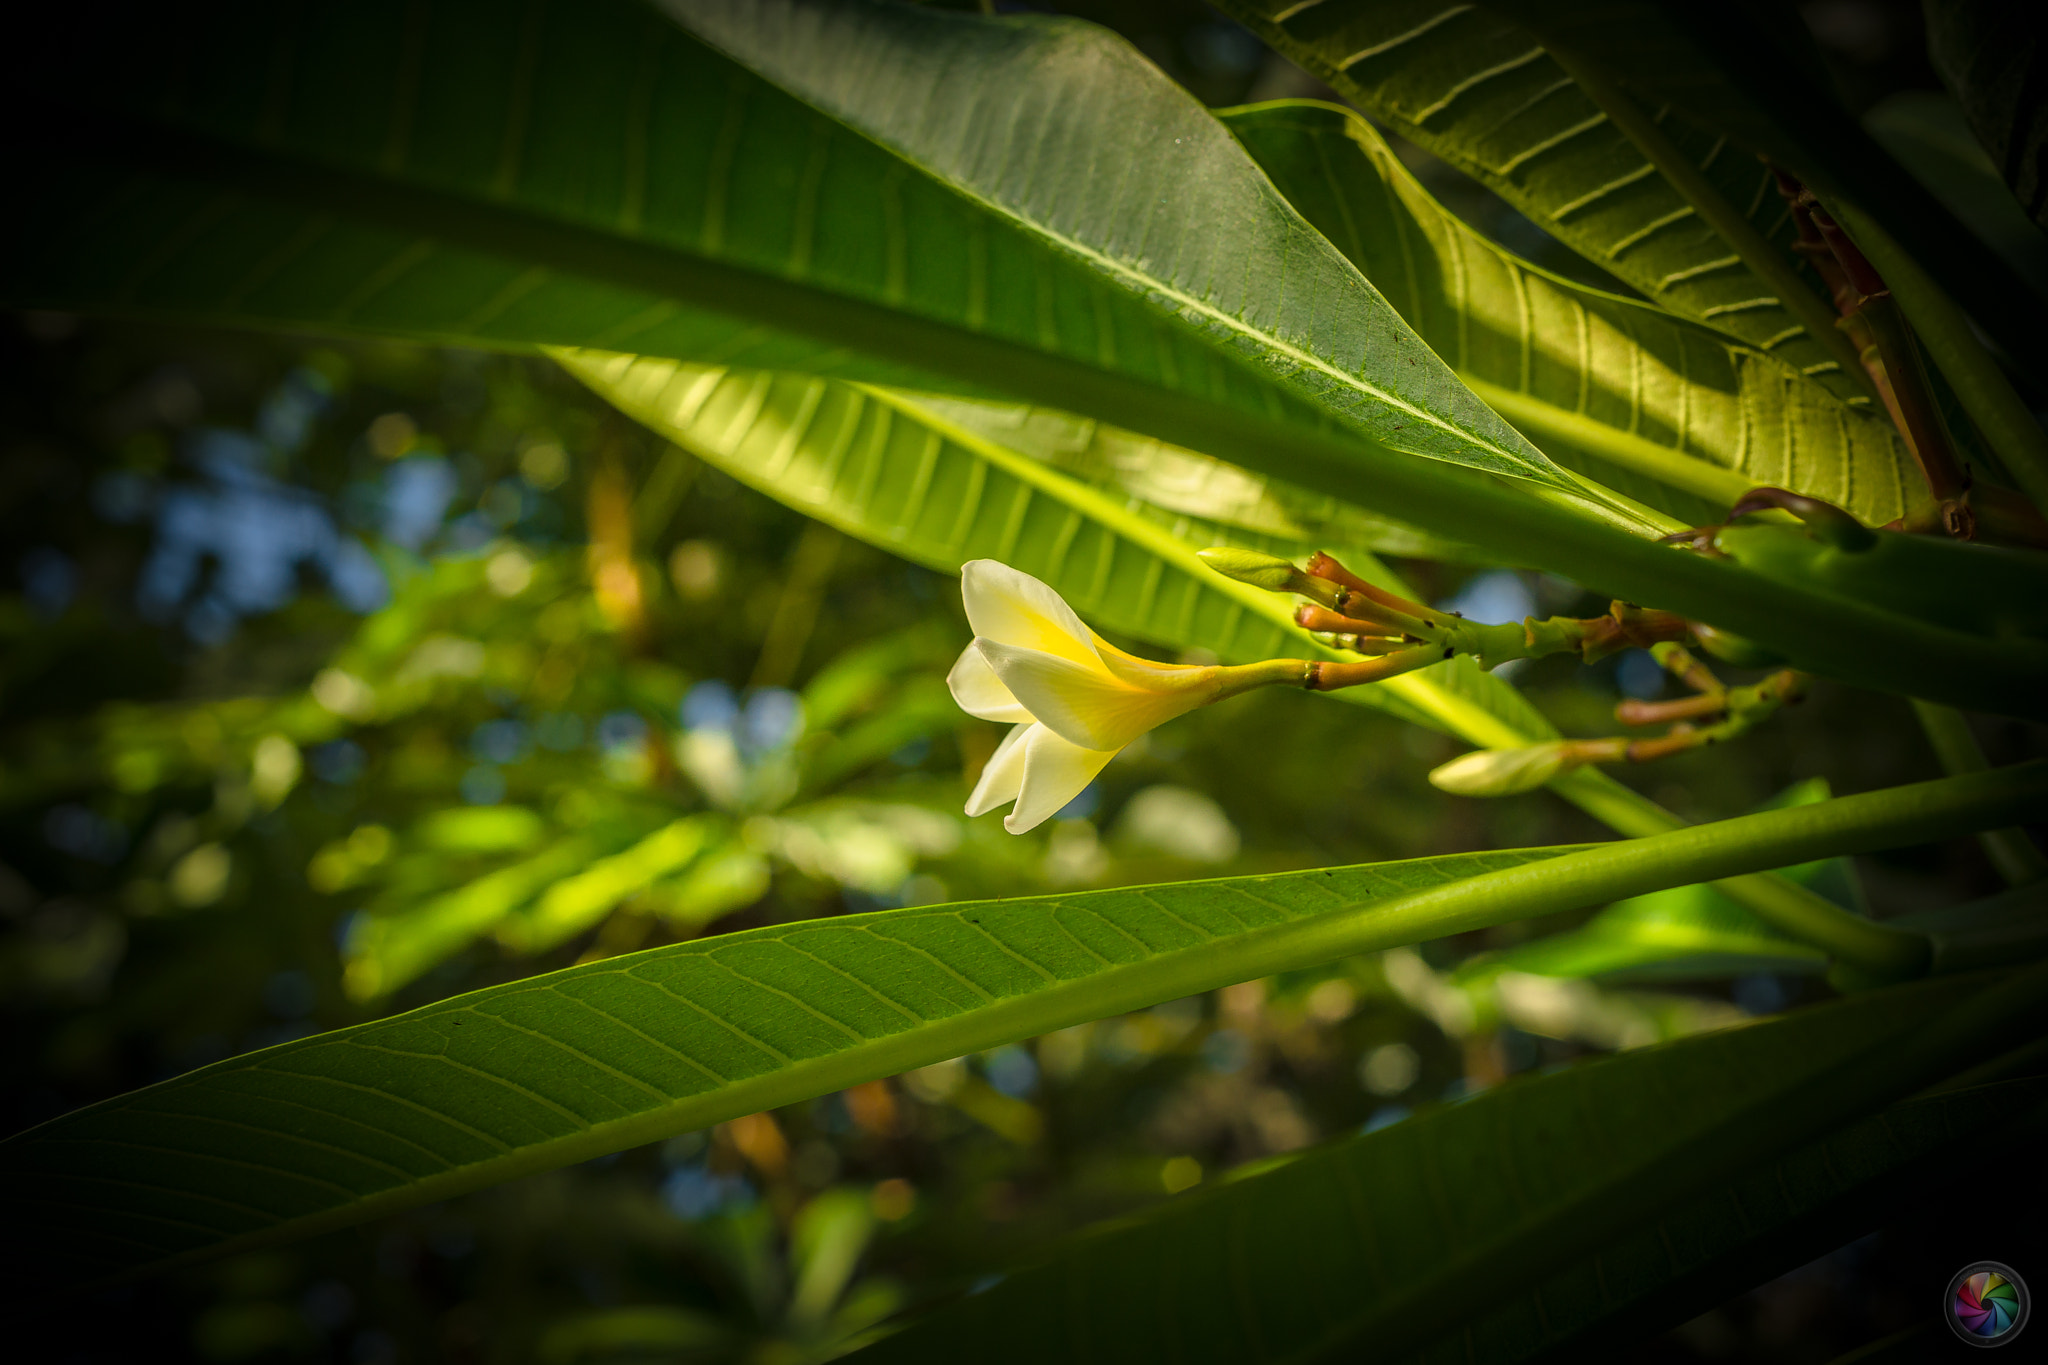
[966,722,1033,816]
[978,638,1214,751]
[1005,725,1119,834]
[947,642,1031,723]
[960,560,1100,669]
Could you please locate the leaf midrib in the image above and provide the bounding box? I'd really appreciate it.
[21,105,2048,715]
[16,847,1579,1288]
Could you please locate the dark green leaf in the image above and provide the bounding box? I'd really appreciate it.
[5,0,1604,503]
[1,846,1576,1295]
[1223,101,1924,529]
[1864,91,2048,300]
[4,757,2038,1297]
[1926,0,2048,228]
[849,981,2035,1365]
[1212,0,1863,389]
[1475,0,2048,366]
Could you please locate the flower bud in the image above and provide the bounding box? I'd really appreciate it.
[1691,622,1785,668]
[1427,742,1569,797]
[1196,547,1303,592]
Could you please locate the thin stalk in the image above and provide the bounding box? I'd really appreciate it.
[1824,196,2048,519]
[1382,676,1984,970]
[1853,295,1972,508]
[1536,769,1929,978]
[1616,691,1736,725]
[1541,47,1872,397]
[1910,700,2048,886]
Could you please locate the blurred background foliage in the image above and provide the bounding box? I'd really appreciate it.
[4,1,2042,1362]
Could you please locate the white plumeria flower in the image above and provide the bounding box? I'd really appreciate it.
[947,560,1302,833]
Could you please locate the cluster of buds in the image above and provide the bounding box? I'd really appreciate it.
[1430,644,1807,796]
[1197,548,1809,799]
[945,550,1811,830]
[1198,547,1692,676]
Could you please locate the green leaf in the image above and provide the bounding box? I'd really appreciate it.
[1218,1,2046,377]
[661,0,1577,496]
[1479,0,2048,369]
[847,981,2038,1365]
[494,816,721,956]
[9,0,2040,707]
[340,834,611,1002]
[1926,0,2048,229]
[1469,881,1828,984]
[1,845,1574,1294]
[1865,92,2048,302]
[1212,0,1862,391]
[558,350,1450,732]
[1222,101,1924,529]
[892,392,1476,562]
[7,761,2039,1297]
[7,0,1601,505]
[1459,778,1854,983]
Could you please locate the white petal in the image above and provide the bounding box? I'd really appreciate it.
[1005,726,1120,834]
[966,722,1033,816]
[947,642,1031,723]
[960,560,1101,669]
[978,639,1212,751]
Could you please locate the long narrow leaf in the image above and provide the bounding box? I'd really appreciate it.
[1224,101,1924,529]
[664,0,1576,496]
[1480,0,2048,370]
[4,760,2039,1298]
[561,349,1443,732]
[893,392,1475,562]
[7,0,2043,709]
[850,982,2037,1365]
[1212,0,1863,390]
[7,0,1593,502]
[0,847,1574,1295]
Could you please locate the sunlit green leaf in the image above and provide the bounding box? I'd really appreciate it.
[1212,0,1858,388]
[495,816,719,955]
[1224,101,1924,529]
[1471,882,1828,984]
[1218,0,2046,380]
[558,350,1445,732]
[413,806,552,856]
[9,758,2036,1298]
[895,393,1475,561]
[661,0,1577,496]
[341,835,611,1000]
[5,845,1579,1292]
[10,0,2042,710]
